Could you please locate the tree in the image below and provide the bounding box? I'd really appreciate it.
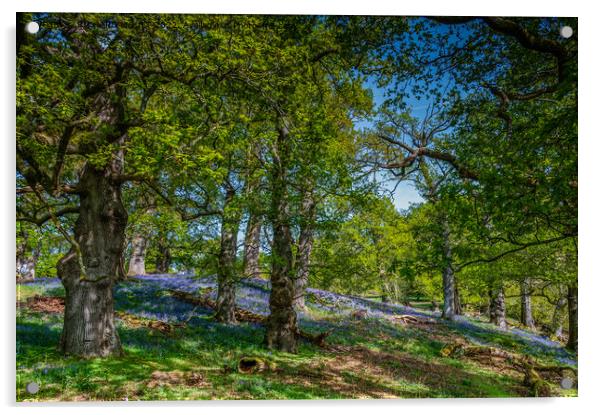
[17,13,242,356]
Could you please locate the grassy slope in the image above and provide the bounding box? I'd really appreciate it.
[16,279,577,401]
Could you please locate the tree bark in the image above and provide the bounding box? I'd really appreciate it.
[215,186,241,324]
[520,278,536,329]
[441,218,456,320]
[567,283,577,351]
[127,234,148,276]
[56,163,127,357]
[264,121,298,353]
[243,213,262,279]
[489,286,507,329]
[293,187,316,310]
[453,283,463,315]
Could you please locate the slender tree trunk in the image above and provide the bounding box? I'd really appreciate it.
[550,296,567,339]
[489,286,507,329]
[293,187,316,310]
[480,299,490,317]
[264,121,298,353]
[215,186,241,324]
[381,274,391,303]
[243,213,262,278]
[243,167,262,279]
[16,228,39,280]
[56,163,127,357]
[17,256,36,280]
[127,234,147,276]
[441,218,456,320]
[431,299,440,312]
[16,246,37,280]
[155,239,171,274]
[567,283,578,351]
[520,278,536,329]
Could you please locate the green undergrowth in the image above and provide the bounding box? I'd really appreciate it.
[16,283,576,401]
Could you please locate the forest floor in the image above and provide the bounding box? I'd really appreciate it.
[16,274,577,401]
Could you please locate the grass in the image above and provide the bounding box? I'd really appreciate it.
[16,278,577,401]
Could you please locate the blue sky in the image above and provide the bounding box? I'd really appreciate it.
[358,76,426,211]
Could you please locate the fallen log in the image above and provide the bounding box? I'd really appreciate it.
[168,289,217,309]
[169,289,333,347]
[116,311,184,335]
[169,289,266,324]
[238,357,268,374]
[393,314,437,325]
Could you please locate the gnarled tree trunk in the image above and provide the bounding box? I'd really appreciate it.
[489,286,507,329]
[264,121,298,353]
[57,163,127,357]
[567,283,577,351]
[520,278,536,329]
[215,186,241,324]
[127,234,148,276]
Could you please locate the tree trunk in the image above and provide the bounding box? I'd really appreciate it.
[293,187,316,310]
[243,213,262,279]
[520,278,536,329]
[489,286,507,329]
[381,276,391,303]
[127,234,147,276]
[441,218,456,320]
[215,186,241,324]
[56,163,127,357]
[550,296,567,339]
[567,283,577,351]
[155,239,171,274]
[453,283,463,315]
[264,121,298,353]
[16,228,39,280]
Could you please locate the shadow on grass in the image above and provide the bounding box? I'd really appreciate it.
[271,345,525,399]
